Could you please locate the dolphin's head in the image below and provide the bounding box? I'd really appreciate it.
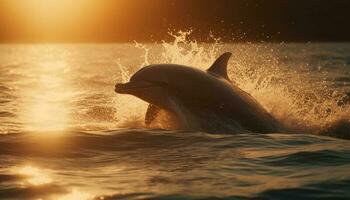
[115,64,186,109]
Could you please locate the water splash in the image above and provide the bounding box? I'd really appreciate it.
[160,30,221,67]
[114,31,350,135]
[134,41,150,66]
[114,58,130,83]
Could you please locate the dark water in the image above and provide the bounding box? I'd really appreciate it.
[0,41,350,199]
[1,131,350,200]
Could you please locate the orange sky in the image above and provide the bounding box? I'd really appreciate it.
[0,0,193,43]
[0,0,146,42]
[0,0,349,43]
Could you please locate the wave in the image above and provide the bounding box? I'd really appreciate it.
[0,130,349,199]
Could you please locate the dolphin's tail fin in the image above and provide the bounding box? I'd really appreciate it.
[207,52,232,81]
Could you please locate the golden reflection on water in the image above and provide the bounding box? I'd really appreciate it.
[20,50,73,132]
[57,189,93,200]
[14,165,94,200]
[15,165,52,186]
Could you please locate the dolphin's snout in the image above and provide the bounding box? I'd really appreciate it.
[115,83,128,93]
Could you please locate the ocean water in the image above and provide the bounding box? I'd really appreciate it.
[0,37,350,199]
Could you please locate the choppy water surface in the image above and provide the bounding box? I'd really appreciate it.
[0,38,350,199]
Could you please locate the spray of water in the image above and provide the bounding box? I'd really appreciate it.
[114,30,350,135]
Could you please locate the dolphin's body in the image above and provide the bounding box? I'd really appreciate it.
[115,52,282,133]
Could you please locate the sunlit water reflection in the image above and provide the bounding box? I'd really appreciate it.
[21,60,72,132]
[15,165,52,186]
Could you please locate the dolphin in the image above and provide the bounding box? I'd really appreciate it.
[115,52,282,133]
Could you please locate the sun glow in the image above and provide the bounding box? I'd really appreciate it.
[2,0,107,42]
[6,0,98,22]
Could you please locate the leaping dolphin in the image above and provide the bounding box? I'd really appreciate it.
[115,52,282,133]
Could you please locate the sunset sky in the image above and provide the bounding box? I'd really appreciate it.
[0,0,349,43]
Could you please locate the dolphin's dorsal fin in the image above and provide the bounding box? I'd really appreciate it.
[207,52,232,81]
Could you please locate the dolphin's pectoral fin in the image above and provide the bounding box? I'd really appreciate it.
[207,52,232,81]
[145,104,161,126]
